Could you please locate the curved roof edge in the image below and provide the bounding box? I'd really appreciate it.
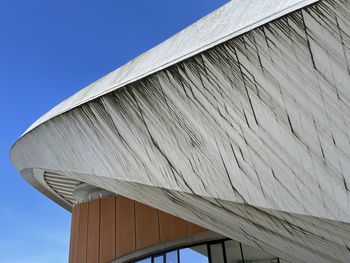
[23,0,318,137]
[20,168,73,211]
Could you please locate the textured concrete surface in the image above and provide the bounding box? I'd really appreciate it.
[10,0,350,262]
[22,0,318,135]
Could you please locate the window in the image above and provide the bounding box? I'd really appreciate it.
[153,255,164,263]
[132,239,280,263]
[210,243,224,263]
[135,257,151,263]
[166,250,178,263]
[225,240,243,263]
[180,244,208,263]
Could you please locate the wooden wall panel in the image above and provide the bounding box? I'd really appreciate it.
[188,222,207,235]
[116,196,136,258]
[100,196,116,263]
[87,199,100,263]
[69,196,208,263]
[159,211,188,242]
[135,201,160,250]
[77,202,88,263]
[69,205,80,263]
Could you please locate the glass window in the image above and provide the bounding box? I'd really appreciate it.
[154,255,164,263]
[180,244,209,263]
[132,239,280,263]
[166,250,178,263]
[135,257,151,263]
[225,240,243,263]
[241,244,278,263]
[210,243,225,263]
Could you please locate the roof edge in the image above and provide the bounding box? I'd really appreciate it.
[19,0,318,139]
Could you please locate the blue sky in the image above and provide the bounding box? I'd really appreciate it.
[0,0,228,262]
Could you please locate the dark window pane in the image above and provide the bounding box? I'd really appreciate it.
[180,244,209,263]
[210,243,224,263]
[154,255,164,263]
[136,257,151,263]
[241,244,278,263]
[166,250,178,263]
[225,240,242,263]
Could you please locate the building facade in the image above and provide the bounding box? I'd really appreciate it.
[69,193,282,263]
[10,0,350,262]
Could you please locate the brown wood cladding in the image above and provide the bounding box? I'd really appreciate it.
[69,196,207,263]
[115,196,135,257]
[100,196,116,263]
[188,222,208,235]
[87,199,100,263]
[135,201,160,250]
[77,202,88,263]
[159,211,188,242]
[69,204,80,263]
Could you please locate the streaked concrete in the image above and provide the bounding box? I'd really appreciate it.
[10,0,350,262]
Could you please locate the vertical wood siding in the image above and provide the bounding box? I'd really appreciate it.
[69,196,207,263]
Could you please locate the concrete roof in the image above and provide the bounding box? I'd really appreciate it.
[23,0,318,136]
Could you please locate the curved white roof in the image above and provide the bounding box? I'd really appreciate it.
[23,0,318,136]
[14,0,350,261]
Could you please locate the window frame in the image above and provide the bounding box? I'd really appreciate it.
[132,238,280,263]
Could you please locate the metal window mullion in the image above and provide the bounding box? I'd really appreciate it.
[221,241,227,263]
[239,243,245,263]
[208,243,212,263]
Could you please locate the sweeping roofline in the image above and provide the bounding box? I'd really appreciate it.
[21,0,318,137]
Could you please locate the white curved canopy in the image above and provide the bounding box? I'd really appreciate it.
[12,0,350,262]
[23,0,317,135]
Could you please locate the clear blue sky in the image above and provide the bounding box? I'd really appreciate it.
[0,0,228,262]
